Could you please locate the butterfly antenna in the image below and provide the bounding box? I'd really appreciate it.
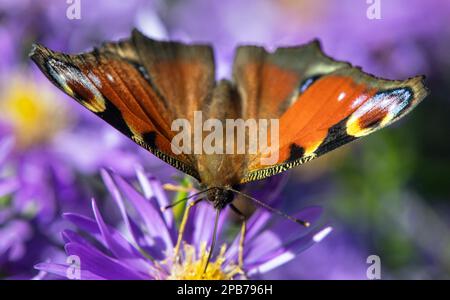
[162,188,212,212]
[228,188,310,227]
[203,208,221,276]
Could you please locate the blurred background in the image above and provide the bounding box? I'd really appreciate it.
[1,0,450,279]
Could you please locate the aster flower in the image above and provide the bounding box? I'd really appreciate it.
[0,68,179,278]
[0,0,166,69]
[0,135,36,275]
[264,228,369,279]
[0,1,171,277]
[0,69,149,220]
[35,169,331,280]
[0,136,21,256]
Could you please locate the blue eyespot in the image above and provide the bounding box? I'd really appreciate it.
[299,75,322,93]
[373,87,413,117]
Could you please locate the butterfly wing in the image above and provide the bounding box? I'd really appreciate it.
[233,41,428,183]
[233,40,350,120]
[30,30,216,181]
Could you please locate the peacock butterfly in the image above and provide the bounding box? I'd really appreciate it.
[29,29,428,223]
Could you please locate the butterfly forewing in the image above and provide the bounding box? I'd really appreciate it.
[29,30,218,181]
[239,49,427,183]
[233,41,350,120]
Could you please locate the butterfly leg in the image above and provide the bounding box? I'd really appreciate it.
[174,198,203,260]
[230,204,248,279]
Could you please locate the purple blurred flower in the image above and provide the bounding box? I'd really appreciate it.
[0,0,171,179]
[0,136,22,263]
[0,1,172,277]
[163,0,450,79]
[0,69,178,278]
[0,135,62,277]
[35,169,331,279]
[263,228,369,279]
[0,0,166,71]
[0,70,142,221]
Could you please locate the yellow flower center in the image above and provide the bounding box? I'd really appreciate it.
[166,243,242,280]
[0,74,69,148]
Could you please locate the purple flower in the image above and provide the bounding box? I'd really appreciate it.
[0,0,166,70]
[0,135,54,277]
[0,1,171,276]
[163,0,450,79]
[0,70,161,278]
[0,136,23,263]
[35,169,331,279]
[263,228,370,279]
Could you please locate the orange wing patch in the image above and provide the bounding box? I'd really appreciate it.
[241,69,427,183]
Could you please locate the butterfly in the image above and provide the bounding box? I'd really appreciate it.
[29,29,428,222]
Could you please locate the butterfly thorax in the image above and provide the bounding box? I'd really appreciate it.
[195,80,249,189]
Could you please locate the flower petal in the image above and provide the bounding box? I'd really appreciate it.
[100,169,143,248]
[34,262,104,280]
[182,201,229,252]
[226,206,321,263]
[0,135,14,165]
[135,166,174,229]
[247,226,333,276]
[192,201,216,245]
[91,199,152,272]
[0,220,32,261]
[64,242,149,280]
[111,172,175,252]
[63,212,149,262]
[0,177,19,198]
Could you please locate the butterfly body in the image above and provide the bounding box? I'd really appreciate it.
[193,79,247,189]
[29,29,428,212]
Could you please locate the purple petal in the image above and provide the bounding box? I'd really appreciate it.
[91,199,152,273]
[243,207,322,262]
[62,230,97,249]
[0,135,14,165]
[226,206,322,264]
[183,201,229,251]
[0,207,13,224]
[192,201,217,245]
[135,167,173,227]
[225,209,282,262]
[92,199,139,259]
[111,173,175,252]
[247,226,333,276]
[63,212,147,262]
[64,213,100,234]
[245,174,289,206]
[101,169,143,249]
[31,269,49,280]
[0,177,19,197]
[0,220,32,261]
[35,262,104,280]
[64,242,149,280]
